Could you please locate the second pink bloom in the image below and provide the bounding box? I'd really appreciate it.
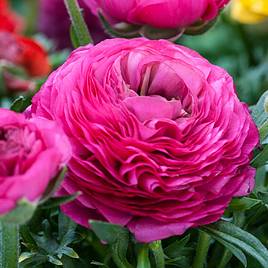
[85,0,230,29]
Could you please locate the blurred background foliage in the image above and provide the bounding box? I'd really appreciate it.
[9,1,268,106]
[180,13,268,105]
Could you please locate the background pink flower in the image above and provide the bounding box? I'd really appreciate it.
[85,0,230,29]
[0,108,71,215]
[31,38,258,242]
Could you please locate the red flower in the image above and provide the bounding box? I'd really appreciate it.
[0,32,51,77]
[15,36,51,77]
[0,0,23,33]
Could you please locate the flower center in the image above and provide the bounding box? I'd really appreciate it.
[119,56,192,122]
[0,126,43,176]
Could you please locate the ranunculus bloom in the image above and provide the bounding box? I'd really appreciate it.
[0,0,23,33]
[85,0,230,29]
[0,108,71,215]
[31,38,258,242]
[38,0,108,49]
[231,0,268,24]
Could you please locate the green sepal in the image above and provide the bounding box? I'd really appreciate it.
[0,199,36,225]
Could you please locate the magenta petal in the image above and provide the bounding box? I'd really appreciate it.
[128,218,193,243]
[30,38,258,242]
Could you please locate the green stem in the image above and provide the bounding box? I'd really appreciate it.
[0,222,19,268]
[137,244,151,268]
[25,0,39,35]
[236,24,257,66]
[149,241,165,268]
[192,231,211,268]
[64,0,92,46]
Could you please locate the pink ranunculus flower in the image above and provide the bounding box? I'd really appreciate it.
[0,108,71,215]
[85,0,230,30]
[31,38,258,242]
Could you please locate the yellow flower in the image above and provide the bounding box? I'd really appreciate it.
[231,0,268,24]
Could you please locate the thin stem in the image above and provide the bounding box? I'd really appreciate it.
[236,24,257,66]
[192,231,211,268]
[64,0,92,46]
[0,222,19,268]
[137,244,151,268]
[149,241,165,268]
[25,0,39,35]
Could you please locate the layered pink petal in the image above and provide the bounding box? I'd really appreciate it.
[31,38,258,242]
[0,109,71,215]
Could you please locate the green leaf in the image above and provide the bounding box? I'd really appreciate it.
[32,232,59,255]
[19,253,48,267]
[256,191,268,205]
[20,225,38,251]
[90,220,129,244]
[10,96,31,113]
[40,167,67,203]
[63,0,91,46]
[164,234,194,268]
[216,236,247,268]
[229,197,261,211]
[0,199,36,225]
[19,252,36,263]
[40,192,80,209]
[58,213,77,246]
[91,261,109,267]
[164,234,191,257]
[202,220,268,268]
[250,91,268,128]
[259,120,268,143]
[255,166,266,190]
[57,246,79,259]
[251,145,268,168]
[111,234,132,268]
[250,90,268,144]
[245,204,268,227]
[90,220,132,268]
[48,255,63,266]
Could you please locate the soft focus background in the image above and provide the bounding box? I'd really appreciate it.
[180,14,268,105]
[4,0,268,107]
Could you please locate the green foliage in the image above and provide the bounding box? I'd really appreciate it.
[0,199,36,225]
[64,0,92,46]
[40,167,68,203]
[203,221,268,268]
[10,96,31,113]
[19,212,81,267]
